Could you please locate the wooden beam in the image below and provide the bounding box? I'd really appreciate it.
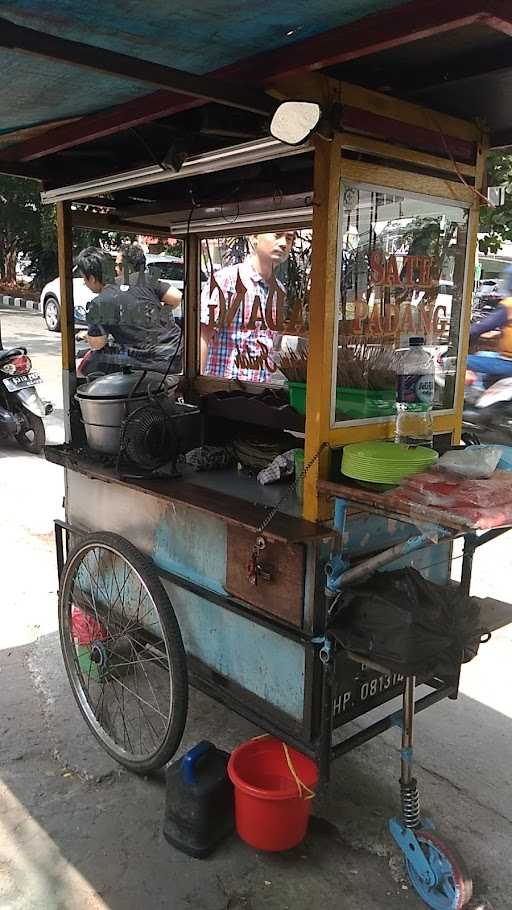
[490,128,512,149]
[389,43,512,96]
[185,236,199,381]
[234,0,490,80]
[338,132,476,177]
[0,91,203,163]
[343,105,476,163]
[303,135,342,522]
[271,72,478,156]
[0,0,492,165]
[56,202,76,443]
[71,210,174,237]
[340,81,479,144]
[338,157,475,204]
[0,17,275,116]
[486,1,512,36]
[453,135,488,442]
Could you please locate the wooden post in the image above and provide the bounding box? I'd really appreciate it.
[185,234,199,380]
[303,135,342,522]
[452,132,489,443]
[56,201,76,442]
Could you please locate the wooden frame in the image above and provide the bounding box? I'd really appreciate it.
[57,201,76,443]
[301,120,487,522]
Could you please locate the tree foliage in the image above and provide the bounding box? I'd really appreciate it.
[0,175,134,288]
[479,151,512,254]
[0,175,40,284]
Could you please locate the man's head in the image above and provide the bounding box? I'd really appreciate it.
[76,247,113,294]
[115,242,146,277]
[251,231,295,269]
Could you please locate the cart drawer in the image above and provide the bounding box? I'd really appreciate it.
[226,526,305,626]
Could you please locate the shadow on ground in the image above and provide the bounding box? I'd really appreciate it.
[0,623,509,910]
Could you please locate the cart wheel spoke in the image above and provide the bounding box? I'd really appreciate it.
[59,532,188,773]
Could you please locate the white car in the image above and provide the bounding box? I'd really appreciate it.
[40,254,185,332]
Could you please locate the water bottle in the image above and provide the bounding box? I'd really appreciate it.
[395,337,434,447]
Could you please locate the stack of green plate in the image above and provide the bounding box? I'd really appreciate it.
[342,441,438,485]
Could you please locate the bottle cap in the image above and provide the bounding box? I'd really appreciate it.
[409,336,425,346]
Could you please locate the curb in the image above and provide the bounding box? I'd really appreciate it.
[0,294,42,313]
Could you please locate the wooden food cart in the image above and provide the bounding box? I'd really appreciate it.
[3,4,512,907]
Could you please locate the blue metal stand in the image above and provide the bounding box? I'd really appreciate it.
[387,677,473,909]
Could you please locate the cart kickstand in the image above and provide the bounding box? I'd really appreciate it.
[388,676,474,909]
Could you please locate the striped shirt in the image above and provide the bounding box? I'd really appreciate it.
[201,259,284,382]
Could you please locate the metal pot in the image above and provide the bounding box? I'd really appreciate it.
[76,370,164,455]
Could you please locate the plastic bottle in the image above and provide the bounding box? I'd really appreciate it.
[395,337,434,447]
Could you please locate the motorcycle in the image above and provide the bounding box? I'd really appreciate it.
[463,374,512,444]
[0,342,52,454]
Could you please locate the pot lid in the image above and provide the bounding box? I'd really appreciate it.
[76,370,160,400]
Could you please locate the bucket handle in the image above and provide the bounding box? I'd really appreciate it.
[251,735,315,801]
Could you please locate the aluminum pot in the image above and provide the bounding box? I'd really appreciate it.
[76,370,164,455]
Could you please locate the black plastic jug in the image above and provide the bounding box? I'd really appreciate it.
[163,740,234,858]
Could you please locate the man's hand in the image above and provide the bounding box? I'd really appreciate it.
[161,286,182,308]
[87,333,108,350]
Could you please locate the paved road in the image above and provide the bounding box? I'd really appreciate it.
[0,307,510,909]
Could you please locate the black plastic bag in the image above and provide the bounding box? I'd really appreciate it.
[329,567,487,674]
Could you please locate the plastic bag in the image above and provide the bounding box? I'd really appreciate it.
[438,445,503,479]
[329,568,487,674]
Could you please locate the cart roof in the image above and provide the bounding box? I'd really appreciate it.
[0,0,511,208]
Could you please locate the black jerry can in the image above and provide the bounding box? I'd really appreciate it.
[163,740,234,858]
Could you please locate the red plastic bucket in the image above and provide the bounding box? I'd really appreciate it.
[227,736,318,851]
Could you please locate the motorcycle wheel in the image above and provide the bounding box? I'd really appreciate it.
[15,408,45,454]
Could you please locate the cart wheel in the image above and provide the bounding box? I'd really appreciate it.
[58,532,188,773]
[406,830,473,910]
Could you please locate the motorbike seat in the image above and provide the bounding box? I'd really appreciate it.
[0,347,27,364]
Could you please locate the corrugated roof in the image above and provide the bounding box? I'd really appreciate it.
[0,0,404,135]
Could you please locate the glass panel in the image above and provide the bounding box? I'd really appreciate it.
[200,230,310,384]
[76,241,184,379]
[333,183,469,424]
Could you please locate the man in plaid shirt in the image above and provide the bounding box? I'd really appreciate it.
[200,231,295,382]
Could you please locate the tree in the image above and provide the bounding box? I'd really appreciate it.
[0,175,40,284]
[0,174,137,288]
[479,151,512,254]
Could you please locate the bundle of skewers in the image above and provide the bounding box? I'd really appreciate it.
[277,342,395,390]
[337,342,396,390]
[276,347,309,383]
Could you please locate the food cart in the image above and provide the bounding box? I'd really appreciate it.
[3,5,512,907]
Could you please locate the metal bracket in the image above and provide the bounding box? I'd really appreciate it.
[312,635,332,665]
[388,818,435,886]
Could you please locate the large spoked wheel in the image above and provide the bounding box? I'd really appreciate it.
[58,532,188,773]
[406,830,473,910]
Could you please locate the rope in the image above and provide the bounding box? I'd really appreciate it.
[282,741,316,800]
[430,116,492,208]
[250,734,316,801]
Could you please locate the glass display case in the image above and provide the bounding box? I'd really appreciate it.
[332,182,469,426]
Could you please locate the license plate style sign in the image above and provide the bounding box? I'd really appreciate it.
[333,653,405,725]
[3,370,42,392]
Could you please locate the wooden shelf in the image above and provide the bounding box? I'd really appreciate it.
[45,444,335,544]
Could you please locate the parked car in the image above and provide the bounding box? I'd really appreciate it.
[40,255,186,332]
